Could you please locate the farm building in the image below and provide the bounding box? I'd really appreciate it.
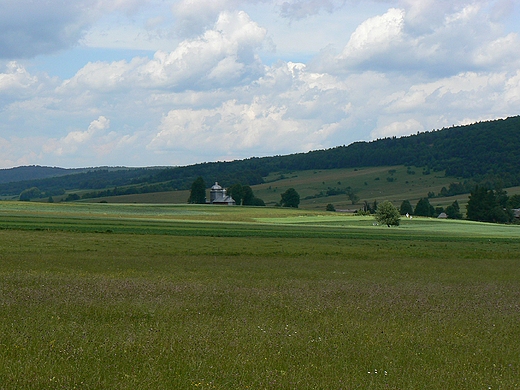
[209,182,236,205]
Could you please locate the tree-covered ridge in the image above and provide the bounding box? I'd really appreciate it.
[2,116,519,197]
[151,116,520,188]
[0,166,88,184]
[0,167,164,197]
[259,116,520,183]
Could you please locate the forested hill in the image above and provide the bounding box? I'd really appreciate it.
[1,116,519,197]
[0,166,87,184]
[152,115,520,188]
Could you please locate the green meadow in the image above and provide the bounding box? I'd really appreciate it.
[1,202,519,389]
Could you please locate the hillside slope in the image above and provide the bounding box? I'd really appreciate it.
[1,116,519,198]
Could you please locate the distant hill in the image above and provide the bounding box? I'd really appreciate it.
[0,166,88,184]
[1,116,519,199]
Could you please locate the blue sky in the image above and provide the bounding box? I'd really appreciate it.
[1,0,520,168]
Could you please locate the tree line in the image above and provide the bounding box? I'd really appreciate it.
[368,186,520,225]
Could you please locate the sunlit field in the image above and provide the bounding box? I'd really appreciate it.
[1,202,519,389]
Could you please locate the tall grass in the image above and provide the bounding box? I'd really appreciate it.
[1,221,519,389]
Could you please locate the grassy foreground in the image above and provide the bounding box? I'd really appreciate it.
[1,203,519,389]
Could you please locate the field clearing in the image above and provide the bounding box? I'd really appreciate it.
[1,202,520,389]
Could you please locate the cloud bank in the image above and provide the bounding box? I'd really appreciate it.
[1,0,519,168]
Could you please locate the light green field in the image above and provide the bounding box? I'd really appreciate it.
[1,202,519,389]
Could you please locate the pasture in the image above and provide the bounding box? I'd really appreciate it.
[1,202,519,389]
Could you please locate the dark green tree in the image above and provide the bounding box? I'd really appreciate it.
[466,186,512,223]
[414,197,435,217]
[19,187,41,201]
[508,194,520,209]
[326,203,336,212]
[188,177,206,204]
[64,193,80,202]
[228,183,264,206]
[445,200,462,219]
[228,183,244,205]
[250,197,266,206]
[242,185,255,205]
[399,200,413,216]
[375,201,400,227]
[280,188,300,208]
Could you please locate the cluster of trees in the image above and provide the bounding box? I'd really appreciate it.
[227,183,265,206]
[398,186,520,224]
[466,186,519,223]
[19,186,65,201]
[374,185,520,226]
[398,198,462,219]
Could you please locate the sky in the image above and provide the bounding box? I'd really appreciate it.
[1,0,520,169]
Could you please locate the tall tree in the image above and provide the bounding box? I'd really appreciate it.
[242,185,255,205]
[188,177,206,204]
[508,194,520,209]
[280,188,300,208]
[414,197,435,217]
[399,200,413,216]
[228,183,244,205]
[466,186,512,223]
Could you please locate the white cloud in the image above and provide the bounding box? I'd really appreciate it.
[279,0,348,20]
[0,0,149,59]
[339,8,405,64]
[2,1,520,168]
[60,11,267,93]
[316,1,520,76]
[43,116,111,156]
[148,99,304,157]
[0,62,38,94]
[172,0,239,37]
[371,119,424,139]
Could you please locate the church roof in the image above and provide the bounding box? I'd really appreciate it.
[211,182,222,190]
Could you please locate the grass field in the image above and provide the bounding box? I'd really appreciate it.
[1,202,519,389]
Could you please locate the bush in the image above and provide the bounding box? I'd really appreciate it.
[375,201,400,227]
[280,188,300,208]
[326,204,336,212]
[19,187,41,201]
